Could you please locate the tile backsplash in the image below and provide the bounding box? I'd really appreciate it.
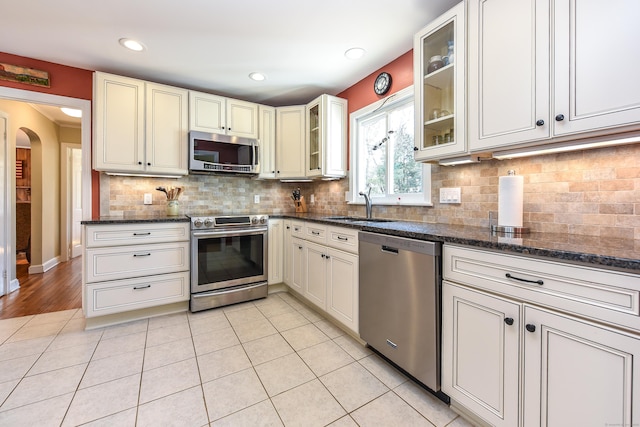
[103,143,640,239]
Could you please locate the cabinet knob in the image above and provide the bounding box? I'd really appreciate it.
[286,226,290,230]
[147,162,151,166]
[325,255,330,260]
[138,161,142,165]
[298,246,302,250]
[555,114,565,122]
[504,317,514,326]
[525,324,536,333]
[413,146,419,151]
[536,119,544,126]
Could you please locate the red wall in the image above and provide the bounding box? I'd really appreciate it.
[337,50,414,116]
[0,51,100,217]
[337,50,414,167]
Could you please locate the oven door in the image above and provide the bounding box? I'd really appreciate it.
[191,227,268,293]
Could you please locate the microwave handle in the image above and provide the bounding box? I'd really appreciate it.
[254,145,259,167]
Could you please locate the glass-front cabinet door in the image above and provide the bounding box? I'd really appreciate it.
[305,94,347,179]
[307,100,321,175]
[414,2,466,162]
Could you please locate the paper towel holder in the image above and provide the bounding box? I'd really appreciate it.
[489,212,530,236]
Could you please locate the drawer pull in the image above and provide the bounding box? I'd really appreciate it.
[133,253,151,257]
[133,232,151,236]
[526,324,536,333]
[133,284,151,290]
[386,339,398,349]
[337,236,348,241]
[505,273,543,286]
[311,231,320,235]
[504,317,514,326]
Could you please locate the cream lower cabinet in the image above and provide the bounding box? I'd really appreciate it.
[284,221,359,334]
[442,244,640,427]
[83,222,190,319]
[442,282,520,427]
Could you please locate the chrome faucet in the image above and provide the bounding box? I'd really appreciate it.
[359,188,373,219]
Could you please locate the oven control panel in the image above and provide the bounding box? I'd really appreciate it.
[190,214,268,230]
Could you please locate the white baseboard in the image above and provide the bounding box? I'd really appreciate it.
[28,256,61,274]
[9,278,19,293]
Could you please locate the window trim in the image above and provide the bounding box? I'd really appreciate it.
[348,86,432,207]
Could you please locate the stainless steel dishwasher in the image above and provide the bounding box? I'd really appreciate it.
[359,231,442,393]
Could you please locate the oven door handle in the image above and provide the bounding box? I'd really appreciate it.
[192,228,267,238]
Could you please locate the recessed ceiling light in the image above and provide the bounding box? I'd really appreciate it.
[119,38,145,52]
[60,107,82,118]
[249,72,266,81]
[345,47,366,60]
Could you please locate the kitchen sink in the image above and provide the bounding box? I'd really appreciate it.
[323,216,396,223]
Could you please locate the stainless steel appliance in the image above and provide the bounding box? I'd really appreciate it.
[359,231,443,394]
[189,131,259,174]
[189,214,268,312]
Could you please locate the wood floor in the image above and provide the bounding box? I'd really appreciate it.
[0,255,82,319]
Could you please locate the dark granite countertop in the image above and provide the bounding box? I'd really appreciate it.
[81,214,190,225]
[275,213,640,273]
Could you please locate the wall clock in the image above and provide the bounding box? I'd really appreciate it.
[374,72,392,95]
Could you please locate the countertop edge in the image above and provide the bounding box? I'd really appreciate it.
[272,214,640,273]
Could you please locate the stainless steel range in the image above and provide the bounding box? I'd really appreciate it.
[189,214,268,312]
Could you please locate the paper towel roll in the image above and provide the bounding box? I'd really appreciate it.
[498,173,524,227]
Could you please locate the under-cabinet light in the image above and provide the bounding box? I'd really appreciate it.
[438,155,480,166]
[492,133,640,159]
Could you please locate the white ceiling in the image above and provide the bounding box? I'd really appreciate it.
[0,0,458,107]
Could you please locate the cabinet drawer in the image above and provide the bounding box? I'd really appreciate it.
[444,245,640,332]
[85,241,189,283]
[304,222,327,244]
[290,221,305,237]
[85,271,190,317]
[326,226,358,254]
[85,222,189,248]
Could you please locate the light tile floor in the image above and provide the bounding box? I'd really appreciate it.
[0,292,475,427]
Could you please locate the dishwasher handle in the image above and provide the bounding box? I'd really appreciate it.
[381,245,399,255]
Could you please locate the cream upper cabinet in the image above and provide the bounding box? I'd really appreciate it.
[305,94,347,179]
[258,105,277,179]
[275,105,306,179]
[552,0,640,137]
[414,2,466,162]
[467,0,550,151]
[93,72,188,176]
[189,91,259,139]
[469,0,640,153]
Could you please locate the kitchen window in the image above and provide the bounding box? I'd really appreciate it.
[349,86,431,206]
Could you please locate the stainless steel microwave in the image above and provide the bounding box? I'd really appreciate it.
[188,131,259,174]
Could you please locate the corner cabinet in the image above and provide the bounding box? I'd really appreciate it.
[305,94,347,179]
[93,72,189,176]
[442,244,640,427]
[414,2,466,162]
[275,105,306,179]
[468,0,640,152]
[188,91,259,139]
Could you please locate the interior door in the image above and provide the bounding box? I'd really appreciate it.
[70,147,82,258]
[0,115,6,296]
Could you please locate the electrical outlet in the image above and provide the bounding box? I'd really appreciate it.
[254,195,260,204]
[439,187,461,204]
[143,193,152,205]
[310,194,315,204]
